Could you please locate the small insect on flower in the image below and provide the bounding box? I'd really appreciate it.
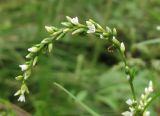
[19,64,28,71]
[71,17,79,25]
[86,21,96,33]
[18,94,25,102]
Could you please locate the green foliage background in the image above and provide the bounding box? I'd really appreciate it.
[0,0,160,115]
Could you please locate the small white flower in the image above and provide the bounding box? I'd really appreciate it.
[122,111,133,116]
[19,64,28,71]
[143,111,150,116]
[126,99,133,106]
[18,94,25,102]
[86,21,96,33]
[28,47,39,53]
[71,17,79,25]
[156,26,160,31]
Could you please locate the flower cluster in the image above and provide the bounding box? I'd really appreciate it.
[14,16,159,116]
[122,81,153,116]
[14,16,120,102]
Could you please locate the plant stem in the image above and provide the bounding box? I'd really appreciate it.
[121,51,137,100]
[129,81,136,100]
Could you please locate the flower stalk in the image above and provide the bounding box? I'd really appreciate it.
[14,16,159,116]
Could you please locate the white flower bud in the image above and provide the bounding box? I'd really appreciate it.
[148,81,153,92]
[120,42,125,53]
[19,64,28,71]
[48,43,53,53]
[45,26,54,33]
[33,56,38,66]
[28,47,39,53]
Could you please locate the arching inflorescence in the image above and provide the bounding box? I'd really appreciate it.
[14,16,156,116]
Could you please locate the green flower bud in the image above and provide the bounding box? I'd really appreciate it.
[26,53,34,59]
[28,46,39,53]
[48,43,53,53]
[24,70,31,80]
[113,28,117,35]
[33,56,38,66]
[72,28,84,35]
[61,22,72,27]
[66,16,72,22]
[15,75,23,81]
[45,26,56,33]
[106,26,111,33]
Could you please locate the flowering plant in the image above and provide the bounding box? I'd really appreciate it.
[14,16,160,116]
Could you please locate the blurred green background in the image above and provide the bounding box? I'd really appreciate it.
[0,0,160,115]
